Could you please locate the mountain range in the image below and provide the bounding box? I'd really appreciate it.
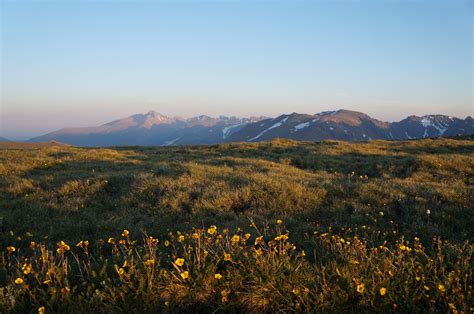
[29,109,473,146]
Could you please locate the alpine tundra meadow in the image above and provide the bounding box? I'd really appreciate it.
[0,138,473,312]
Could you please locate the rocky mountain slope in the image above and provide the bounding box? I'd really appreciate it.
[30,111,264,146]
[30,109,473,146]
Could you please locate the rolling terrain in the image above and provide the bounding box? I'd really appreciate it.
[0,140,69,149]
[29,109,473,146]
[0,138,473,312]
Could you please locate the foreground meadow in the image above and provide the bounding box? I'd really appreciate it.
[0,138,473,312]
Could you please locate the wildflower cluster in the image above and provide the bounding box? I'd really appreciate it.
[0,222,472,313]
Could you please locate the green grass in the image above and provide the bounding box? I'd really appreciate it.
[0,138,473,312]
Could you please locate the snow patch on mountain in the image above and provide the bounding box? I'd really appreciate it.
[316,111,337,116]
[421,116,448,136]
[294,122,310,131]
[248,117,289,141]
[163,137,181,146]
[222,124,243,139]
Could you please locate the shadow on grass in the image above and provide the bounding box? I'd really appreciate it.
[115,142,419,178]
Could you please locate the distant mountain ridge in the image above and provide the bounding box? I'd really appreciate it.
[30,109,473,146]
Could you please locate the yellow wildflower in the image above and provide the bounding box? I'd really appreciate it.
[76,240,89,248]
[231,235,240,244]
[356,283,365,294]
[180,271,189,279]
[56,241,70,253]
[6,246,16,253]
[379,287,387,296]
[121,229,129,237]
[38,306,45,314]
[145,259,155,267]
[438,284,446,293]
[273,234,288,241]
[164,240,170,247]
[175,258,185,267]
[114,264,125,275]
[178,235,185,242]
[192,233,199,239]
[107,237,114,244]
[22,263,32,275]
[15,277,24,285]
[223,253,232,261]
[424,285,430,291]
[207,225,217,235]
[214,273,223,280]
[415,276,421,281]
[277,219,283,224]
[254,236,264,246]
[255,248,263,255]
[244,233,251,240]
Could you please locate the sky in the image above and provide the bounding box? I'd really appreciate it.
[0,0,472,140]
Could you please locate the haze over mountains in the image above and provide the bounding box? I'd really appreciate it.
[30,109,473,146]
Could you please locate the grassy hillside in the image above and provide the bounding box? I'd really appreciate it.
[0,138,473,312]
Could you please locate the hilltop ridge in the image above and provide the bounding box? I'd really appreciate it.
[30,109,473,146]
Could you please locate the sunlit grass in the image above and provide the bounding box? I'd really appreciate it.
[0,138,473,311]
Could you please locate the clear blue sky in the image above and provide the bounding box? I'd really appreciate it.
[1,0,472,139]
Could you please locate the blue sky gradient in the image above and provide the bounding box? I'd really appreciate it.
[1,0,472,139]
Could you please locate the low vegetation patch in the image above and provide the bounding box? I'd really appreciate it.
[0,138,473,312]
[1,222,472,312]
